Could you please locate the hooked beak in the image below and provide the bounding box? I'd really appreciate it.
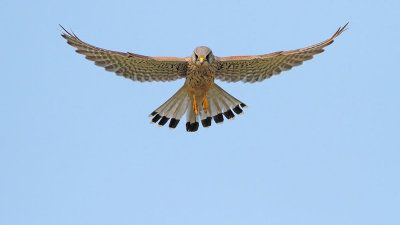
[198,57,205,64]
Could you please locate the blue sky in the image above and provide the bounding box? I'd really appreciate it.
[1,0,399,225]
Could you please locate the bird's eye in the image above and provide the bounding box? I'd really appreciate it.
[206,54,210,61]
[194,54,198,60]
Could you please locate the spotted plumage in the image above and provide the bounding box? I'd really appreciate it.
[61,23,348,132]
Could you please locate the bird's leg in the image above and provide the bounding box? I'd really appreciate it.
[202,92,209,113]
[192,94,198,115]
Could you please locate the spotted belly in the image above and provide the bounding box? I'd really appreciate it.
[185,65,217,98]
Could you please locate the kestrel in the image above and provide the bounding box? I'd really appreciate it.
[61,23,348,132]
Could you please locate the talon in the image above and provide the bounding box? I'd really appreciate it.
[202,93,209,113]
[192,94,198,115]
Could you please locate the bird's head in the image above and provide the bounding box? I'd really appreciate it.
[191,46,215,66]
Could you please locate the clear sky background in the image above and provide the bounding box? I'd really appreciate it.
[1,0,399,225]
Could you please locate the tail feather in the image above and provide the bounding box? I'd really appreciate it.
[149,86,190,129]
[149,84,246,132]
[198,103,212,129]
[168,90,189,119]
[186,108,199,132]
[207,96,218,117]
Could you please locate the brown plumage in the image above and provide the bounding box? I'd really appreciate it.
[60,23,348,132]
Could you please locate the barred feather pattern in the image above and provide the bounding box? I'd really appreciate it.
[60,26,188,82]
[215,22,348,83]
[61,23,347,132]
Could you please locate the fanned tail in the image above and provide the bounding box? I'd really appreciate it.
[149,84,246,132]
[193,84,247,131]
[149,86,190,129]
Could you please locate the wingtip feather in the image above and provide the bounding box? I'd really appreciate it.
[332,22,349,39]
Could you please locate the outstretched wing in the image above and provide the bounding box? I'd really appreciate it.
[215,23,348,83]
[60,26,188,82]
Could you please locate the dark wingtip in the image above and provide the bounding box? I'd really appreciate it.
[240,103,247,108]
[59,24,67,34]
[59,24,78,39]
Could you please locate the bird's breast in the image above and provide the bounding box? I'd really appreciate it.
[185,64,217,96]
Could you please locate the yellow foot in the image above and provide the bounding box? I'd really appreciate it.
[192,94,198,115]
[202,93,209,113]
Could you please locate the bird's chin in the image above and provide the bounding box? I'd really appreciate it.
[196,62,209,67]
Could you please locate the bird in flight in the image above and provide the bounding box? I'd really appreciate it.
[61,23,348,132]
